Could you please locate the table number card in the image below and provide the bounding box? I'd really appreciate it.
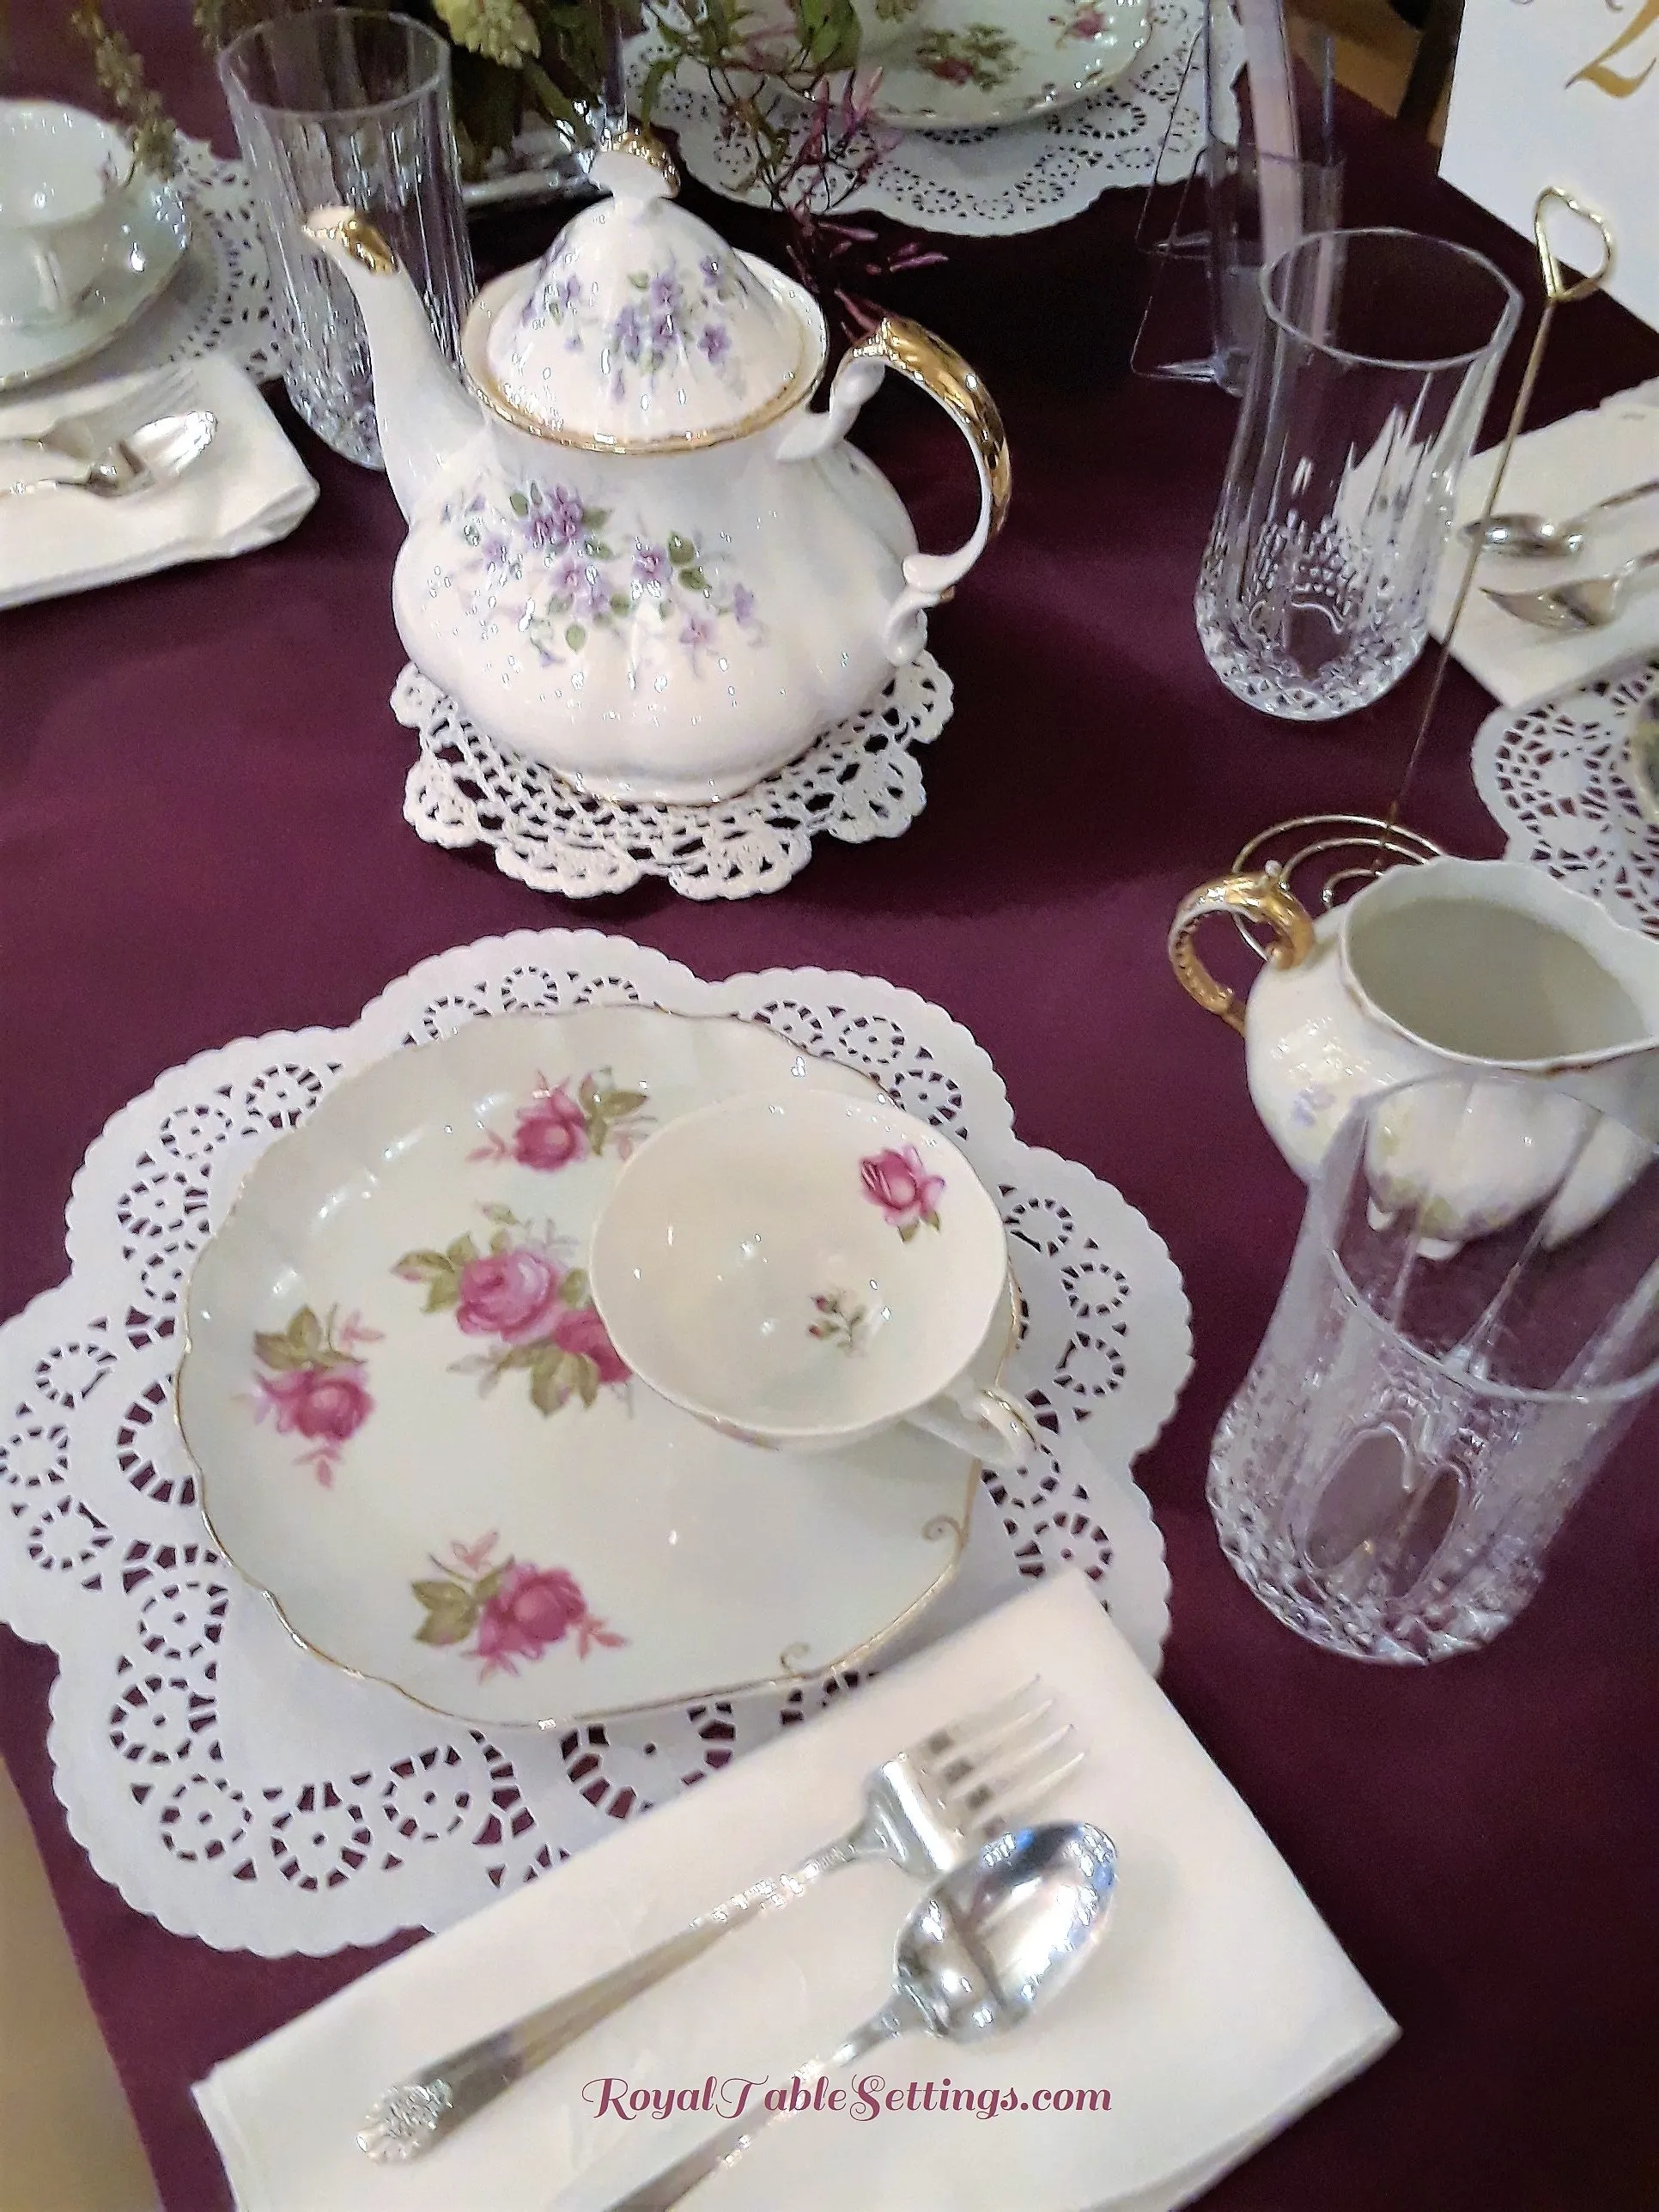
[1440,0,1659,333]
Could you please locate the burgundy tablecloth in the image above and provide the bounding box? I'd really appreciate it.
[5,13,1659,2209]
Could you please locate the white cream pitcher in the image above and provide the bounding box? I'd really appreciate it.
[1169,856,1659,1243]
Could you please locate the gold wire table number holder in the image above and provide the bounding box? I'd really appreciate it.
[1175,187,1618,981]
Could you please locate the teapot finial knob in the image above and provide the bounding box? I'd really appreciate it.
[588,124,680,204]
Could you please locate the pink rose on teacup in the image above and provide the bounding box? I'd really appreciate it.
[257,1363,373,1444]
[860,1145,945,1237]
[514,1080,590,1172]
[550,1300,631,1385]
[456,1247,565,1343]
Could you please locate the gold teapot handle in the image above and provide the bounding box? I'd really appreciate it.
[775,315,1009,661]
[1168,872,1316,1036]
[847,317,1011,659]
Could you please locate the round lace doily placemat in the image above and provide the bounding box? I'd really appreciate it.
[636,0,1200,238]
[0,931,1190,1954]
[396,654,954,901]
[30,137,279,398]
[1472,656,1659,937]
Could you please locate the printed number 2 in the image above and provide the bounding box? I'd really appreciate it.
[1569,0,1659,97]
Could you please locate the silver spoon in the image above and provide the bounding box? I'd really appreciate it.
[1461,477,1659,560]
[1483,545,1659,633]
[1,408,216,501]
[1626,689,1659,828]
[577,1822,1117,2212]
[0,367,191,474]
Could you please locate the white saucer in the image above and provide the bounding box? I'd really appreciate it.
[178,1008,1010,1729]
[830,0,1150,130]
[0,172,188,392]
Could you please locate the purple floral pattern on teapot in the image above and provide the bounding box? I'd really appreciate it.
[441,479,763,673]
[513,237,747,409]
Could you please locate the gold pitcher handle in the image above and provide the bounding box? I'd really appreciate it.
[1168,872,1316,1036]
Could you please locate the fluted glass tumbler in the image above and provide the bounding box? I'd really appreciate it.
[1195,228,1520,719]
[218,8,474,466]
[1209,1076,1659,1662]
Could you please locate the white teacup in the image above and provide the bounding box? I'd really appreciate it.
[0,101,136,329]
[588,1089,1037,1468]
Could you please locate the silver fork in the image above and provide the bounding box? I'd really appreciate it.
[357,1680,1084,2164]
[0,367,191,472]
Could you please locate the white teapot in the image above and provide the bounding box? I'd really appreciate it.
[305,131,1007,804]
[1170,855,1659,1243]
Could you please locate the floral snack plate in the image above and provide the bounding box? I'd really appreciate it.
[836,0,1151,131]
[176,1007,1003,1729]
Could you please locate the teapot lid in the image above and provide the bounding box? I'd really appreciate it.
[482,130,810,450]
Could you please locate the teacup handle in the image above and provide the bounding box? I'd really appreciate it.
[904,1384,1036,1472]
[1167,871,1316,1036]
[775,314,1011,665]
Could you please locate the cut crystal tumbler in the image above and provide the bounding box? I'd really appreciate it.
[1195,228,1519,718]
[1210,1075,1659,1661]
[219,8,474,466]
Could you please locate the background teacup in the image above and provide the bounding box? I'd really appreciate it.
[0,101,137,329]
[588,1089,1036,1468]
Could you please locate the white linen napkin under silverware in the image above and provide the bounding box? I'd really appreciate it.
[192,1568,1396,2212]
[0,355,316,611]
[1431,375,1659,707]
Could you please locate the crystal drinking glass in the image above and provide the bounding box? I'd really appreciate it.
[1209,1074,1659,1661]
[1194,227,1519,718]
[218,7,474,466]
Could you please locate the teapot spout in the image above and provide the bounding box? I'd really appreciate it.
[303,206,478,519]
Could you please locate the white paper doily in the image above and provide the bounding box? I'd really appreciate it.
[396,654,954,900]
[638,0,1200,238]
[0,932,1190,1955]
[1472,656,1659,937]
[31,136,279,398]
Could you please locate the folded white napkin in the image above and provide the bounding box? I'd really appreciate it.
[193,1571,1395,2212]
[0,354,317,611]
[1431,376,1659,707]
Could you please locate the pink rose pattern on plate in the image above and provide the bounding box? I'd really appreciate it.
[1050,0,1110,41]
[249,1305,381,1486]
[394,1207,629,1416]
[468,1068,653,1171]
[915,24,1019,88]
[413,1532,624,1679]
[860,1144,945,1241]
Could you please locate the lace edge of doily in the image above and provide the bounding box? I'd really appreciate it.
[994,1135,1194,1467]
[356,939,1018,1145]
[391,662,954,902]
